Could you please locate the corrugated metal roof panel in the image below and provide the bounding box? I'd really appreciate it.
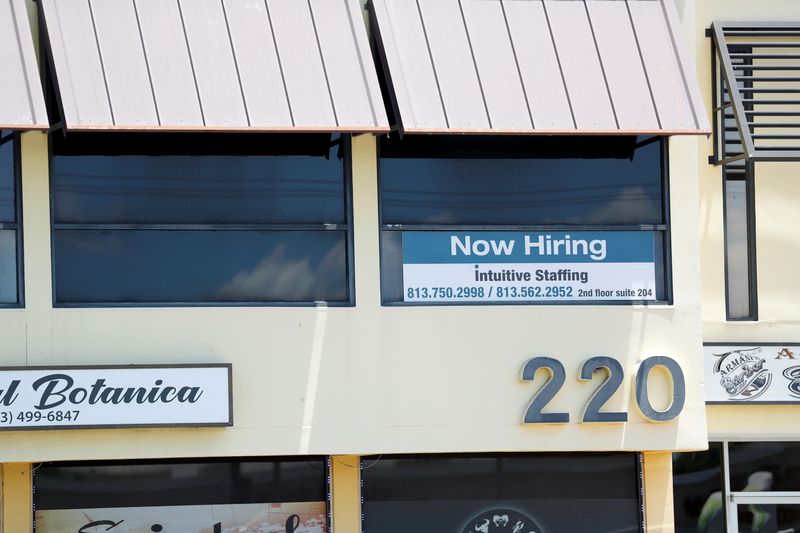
[0,0,47,129]
[370,0,710,135]
[40,0,388,132]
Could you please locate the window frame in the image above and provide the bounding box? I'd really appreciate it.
[48,134,355,308]
[686,439,800,531]
[377,135,673,307]
[0,130,24,308]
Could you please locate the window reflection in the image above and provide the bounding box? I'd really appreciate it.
[55,230,347,303]
[673,444,725,533]
[52,155,345,225]
[0,132,14,223]
[51,134,350,305]
[0,230,17,303]
[380,137,662,226]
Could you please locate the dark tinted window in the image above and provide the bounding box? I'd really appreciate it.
[0,131,18,305]
[729,442,800,492]
[52,155,344,225]
[379,136,668,305]
[380,136,663,226]
[54,230,346,303]
[361,453,642,533]
[737,504,800,532]
[51,133,350,305]
[673,443,725,533]
[0,230,16,303]
[0,132,14,222]
[34,459,328,532]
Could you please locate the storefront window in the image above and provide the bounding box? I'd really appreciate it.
[673,442,800,532]
[673,443,726,532]
[361,453,643,532]
[33,458,329,532]
[729,442,800,492]
[379,135,669,305]
[0,130,20,305]
[51,133,350,306]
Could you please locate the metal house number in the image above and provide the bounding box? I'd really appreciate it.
[520,356,686,424]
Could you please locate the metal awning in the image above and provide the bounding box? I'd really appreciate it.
[369,0,710,136]
[0,0,48,130]
[710,22,800,163]
[39,0,389,132]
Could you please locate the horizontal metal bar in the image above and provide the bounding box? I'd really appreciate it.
[752,134,800,139]
[380,224,667,232]
[730,491,800,504]
[753,146,800,151]
[728,41,800,47]
[747,122,800,127]
[736,76,800,82]
[752,149,800,161]
[729,52,800,58]
[718,21,800,29]
[724,30,800,37]
[733,65,800,70]
[52,223,348,231]
[742,111,800,116]
[739,88,800,93]
[741,99,800,104]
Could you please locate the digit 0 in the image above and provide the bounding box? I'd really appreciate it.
[635,356,686,422]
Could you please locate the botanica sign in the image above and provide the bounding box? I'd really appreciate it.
[0,365,231,429]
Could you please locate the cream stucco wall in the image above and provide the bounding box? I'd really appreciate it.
[695,0,800,437]
[0,127,710,462]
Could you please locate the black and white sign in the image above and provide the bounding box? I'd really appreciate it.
[705,344,800,403]
[0,364,232,429]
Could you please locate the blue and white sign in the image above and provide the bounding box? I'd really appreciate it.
[402,231,657,302]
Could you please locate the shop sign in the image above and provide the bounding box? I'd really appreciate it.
[402,231,657,302]
[0,364,232,429]
[705,344,800,403]
[35,501,325,532]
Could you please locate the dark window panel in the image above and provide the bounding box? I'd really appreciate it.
[52,155,345,225]
[34,459,327,509]
[54,230,347,304]
[737,504,800,532]
[729,442,800,492]
[0,230,17,303]
[361,453,641,533]
[380,137,663,226]
[673,443,725,533]
[0,132,14,223]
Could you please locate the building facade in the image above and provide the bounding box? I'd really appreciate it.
[0,0,797,531]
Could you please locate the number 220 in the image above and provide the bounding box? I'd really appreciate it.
[520,356,685,424]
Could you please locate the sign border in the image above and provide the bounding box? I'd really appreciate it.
[0,363,233,431]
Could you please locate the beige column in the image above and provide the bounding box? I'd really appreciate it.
[643,452,675,533]
[1,463,32,533]
[331,455,361,533]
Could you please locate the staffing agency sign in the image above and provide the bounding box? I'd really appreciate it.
[0,364,232,429]
[705,344,800,403]
[402,231,657,302]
